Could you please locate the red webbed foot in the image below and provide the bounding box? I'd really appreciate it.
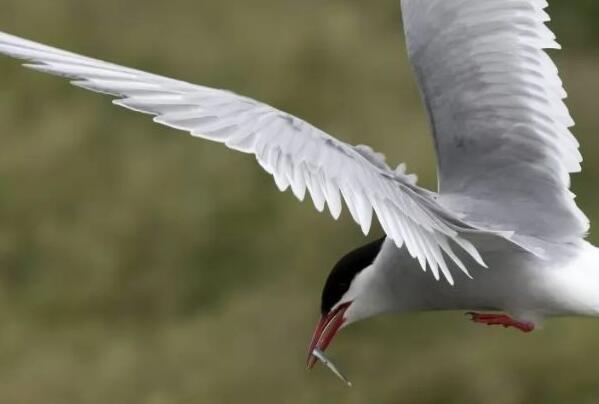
[466,312,535,333]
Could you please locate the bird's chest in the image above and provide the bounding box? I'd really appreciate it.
[378,241,591,317]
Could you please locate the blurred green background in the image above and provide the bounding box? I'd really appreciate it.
[0,1,598,403]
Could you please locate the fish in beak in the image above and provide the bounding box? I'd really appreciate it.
[306,302,351,369]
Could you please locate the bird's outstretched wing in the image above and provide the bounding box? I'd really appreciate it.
[0,31,502,284]
[401,0,589,252]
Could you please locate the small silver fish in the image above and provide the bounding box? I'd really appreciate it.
[312,348,352,387]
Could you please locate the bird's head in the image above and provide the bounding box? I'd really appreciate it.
[306,237,389,368]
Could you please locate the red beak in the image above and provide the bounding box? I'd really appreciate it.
[306,302,351,369]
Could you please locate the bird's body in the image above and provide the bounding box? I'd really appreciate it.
[352,238,599,325]
[0,0,597,377]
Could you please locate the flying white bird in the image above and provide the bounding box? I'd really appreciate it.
[0,0,597,379]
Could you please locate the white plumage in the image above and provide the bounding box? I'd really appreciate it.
[1,1,598,341]
[401,0,588,251]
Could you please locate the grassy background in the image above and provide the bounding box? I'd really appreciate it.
[0,1,598,403]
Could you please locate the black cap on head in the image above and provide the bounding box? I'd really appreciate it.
[320,237,385,315]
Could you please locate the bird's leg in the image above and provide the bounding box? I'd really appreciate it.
[466,312,535,333]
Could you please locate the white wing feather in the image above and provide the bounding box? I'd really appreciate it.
[0,31,497,284]
[401,0,589,250]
